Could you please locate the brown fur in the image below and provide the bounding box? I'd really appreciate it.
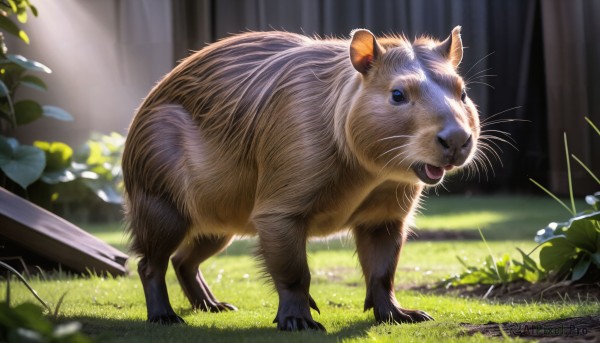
[122,26,479,330]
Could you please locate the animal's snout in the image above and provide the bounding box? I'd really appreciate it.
[436,125,472,166]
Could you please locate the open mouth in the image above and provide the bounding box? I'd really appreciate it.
[413,163,451,185]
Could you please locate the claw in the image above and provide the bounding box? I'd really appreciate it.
[374,307,434,324]
[148,314,186,325]
[274,316,326,332]
[221,302,238,311]
[309,295,321,314]
[198,300,238,313]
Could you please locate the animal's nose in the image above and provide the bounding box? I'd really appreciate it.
[436,126,472,165]
[437,126,472,150]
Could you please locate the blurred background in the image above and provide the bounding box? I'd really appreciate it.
[4,0,599,222]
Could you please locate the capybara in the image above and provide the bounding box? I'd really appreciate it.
[122,26,479,331]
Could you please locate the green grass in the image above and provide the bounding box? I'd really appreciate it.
[416,194,586,240]
[3,195,598,342]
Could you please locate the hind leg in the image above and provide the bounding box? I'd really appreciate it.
[171,234,237,312]
[130,193,189,325]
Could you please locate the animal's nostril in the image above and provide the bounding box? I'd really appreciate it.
[462,135,472,148]
[437,136,450,149]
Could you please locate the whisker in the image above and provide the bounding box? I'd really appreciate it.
[376,143,414,160]
[378,149,411,177]
[480,135,519,151]
[467,67,492,79]
[479,139,505,155]
[467,81,495,89]
[480,118,529,128]
[376,135,415,142]
[463,52,495,79]
[473,152,489,181]
[467,75,498,83]
[479,144,503,165]
[480,131,517,145]
[476,155,488,182]
[480,106,522,124]
[395,183,404,210]
[478,149,498,175]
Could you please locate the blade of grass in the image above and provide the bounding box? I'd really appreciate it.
[477,227,501,282]
[6,271,10,306]
[571,154,600,185]
[585,116,600,137]
[53,291,69,318]
[529,178,573,215]
[0,261,51,313]
[564,133,576,215]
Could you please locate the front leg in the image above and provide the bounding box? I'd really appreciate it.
[353,221,433,324]
[254,215,325,332]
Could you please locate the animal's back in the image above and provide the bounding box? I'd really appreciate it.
[123,31,354,237]
[139,31,350,153]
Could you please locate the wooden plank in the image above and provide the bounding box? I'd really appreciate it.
[0,187,128,276]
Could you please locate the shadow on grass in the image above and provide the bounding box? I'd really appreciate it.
[70,315,374,343]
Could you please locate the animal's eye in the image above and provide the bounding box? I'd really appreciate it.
[461,89,467,103]
[390,89,407,104]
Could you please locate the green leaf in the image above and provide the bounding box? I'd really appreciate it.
[14,99,43,125]
[0,144,45,189]
[516,247,540,273]
[0,135,13,166]
[42,105,73,121]
[20,74,47,92]
[5,136,18,150]
[85,141,105,165]
[0,15,29,44]
[565,217,599,253]
[539,237,576,274]
[40,169,76,184]
[33,141,73,171]
[29,4,38,17]
[569,211,600,223]
[7,54,51,73]
[35,141,76,184]
[591,252,600,267]
[571,255,591,281]
[7,0,18,12]
[0,79,10,96]
[16,8,27,24]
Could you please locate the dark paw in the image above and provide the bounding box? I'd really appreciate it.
[196,300,238,313]
[274,316,326,332]
[148,314,186,325]
[375,307,434,324]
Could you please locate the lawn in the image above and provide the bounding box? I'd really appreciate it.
[3,195,599,342]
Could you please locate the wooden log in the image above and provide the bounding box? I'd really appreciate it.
[0,187,128,276]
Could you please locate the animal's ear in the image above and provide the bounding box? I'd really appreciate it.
[350,29,385,74]
[437,26,463,68]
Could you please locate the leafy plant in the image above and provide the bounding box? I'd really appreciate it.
[0,0,74,191]
[74,132,124,204]
[0,261,91,342]
[441,230,544,289]
[21,133,125,220]
[531,117,600,282]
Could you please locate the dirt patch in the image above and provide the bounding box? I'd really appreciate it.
[412,281,600,341]
[462,315,600,342]
[414,280,600,303]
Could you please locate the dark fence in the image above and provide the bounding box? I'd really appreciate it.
[171,0,599,196]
